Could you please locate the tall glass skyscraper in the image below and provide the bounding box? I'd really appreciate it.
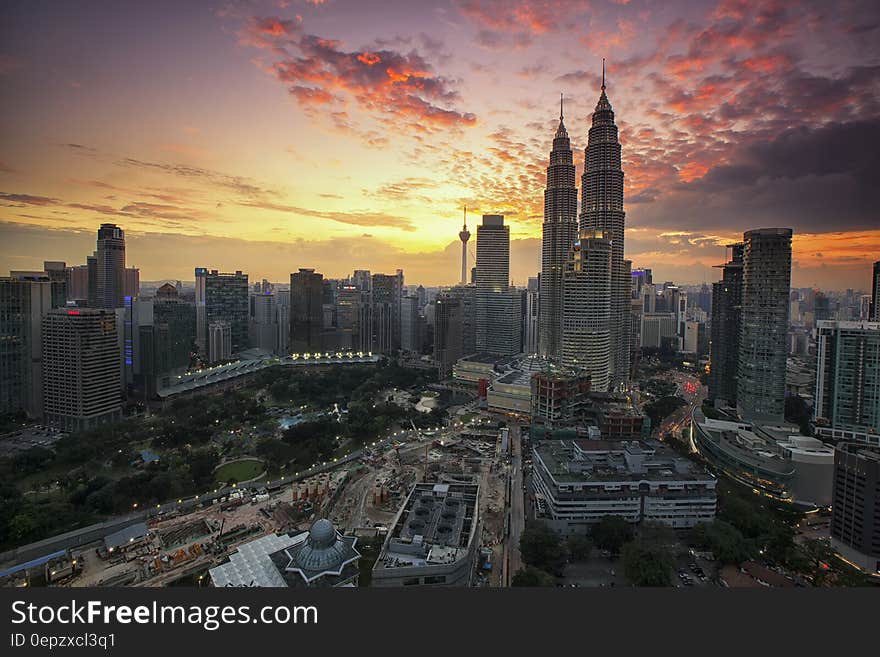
[561,234,612,390]
[736,228,793,423]
[539,96,578,360]
[708,243,744,406]
[96,223,125,309]
[475,214,521,355]
[578,65,630,387]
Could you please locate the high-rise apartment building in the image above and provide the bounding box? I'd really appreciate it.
[708,243,744,406]
[96,223,125,309]
[831,443,880,573]
[814,320,880,442]
[561,235,612,391]
[290,268,324,354]
[579,66,630,388]
[42,307,121,431]
[737,228,793,423]
[539,97,579,360]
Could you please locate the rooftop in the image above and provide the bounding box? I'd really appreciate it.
[376,483,479,570]
[535,439,713,484]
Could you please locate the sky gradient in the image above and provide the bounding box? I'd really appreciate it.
[1,0,878,289]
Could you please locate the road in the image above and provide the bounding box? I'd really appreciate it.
[658,374,705,448]
[505,424,525,586]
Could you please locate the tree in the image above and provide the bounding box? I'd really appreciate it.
[591,516,634,554]
[187,449,220,488]
[622,541,673,586]
[519,521,568,575]
[566,534,593,561]
[690,520,755,564]
[512,566,556,587]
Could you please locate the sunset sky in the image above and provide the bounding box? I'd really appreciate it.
[1,0,878,289]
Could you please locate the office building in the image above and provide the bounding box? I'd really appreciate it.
[136,285,195,396]
[475,215,521,355]
[814,320,880,443]
[579,65,630,388]
[42,308,121,431]
[532,440,716,534]
[42,261,68,308]
[248,291,278,353]
[373,483,479,587]
[708,243,744,406]
[433,295,463,379]
[523,283,539,355]
[371,271,404,354]
[208,321,232,363]
[95,223,126,309]
[737,228,793,423]
[124,267,139,300]
[561,234,612,390]
[831,443,880,573]
[0,275,53,417]
[289,268,323,354]
[400,295,423,354]
[539,96,579,360]
[195,269,248,357]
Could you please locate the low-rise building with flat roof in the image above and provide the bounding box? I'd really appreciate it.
[372,483,479,587]
[532,439,716,534]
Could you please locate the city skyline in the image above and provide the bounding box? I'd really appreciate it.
[1,0,879,289]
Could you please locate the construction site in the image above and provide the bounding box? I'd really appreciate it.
[2,415,512,588]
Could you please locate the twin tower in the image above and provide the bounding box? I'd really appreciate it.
[539,66,630,391]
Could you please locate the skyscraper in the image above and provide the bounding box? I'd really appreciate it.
[459,208,471,285]
[371,271,403,354]
[400,295,424,354]
[708,243,744,406]
[539,95,579,361]
[200,270,249,356]
[814,320,880,441]
[0,274,53,417]
[42,307,121,431]
[124,266,140,300]
[561,234,612,391]
[434,295,463,379]
[475,214,522,355]
[736,228,793,423]
[290,268,324,354]
[96,223,125,309]
[872,260,879,321]
[579,62,630,387]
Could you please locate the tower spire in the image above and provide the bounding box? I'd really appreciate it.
[560,92,564,121]
[601,58,606,91]
[463,205,467,230]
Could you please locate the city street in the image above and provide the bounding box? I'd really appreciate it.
[504,424,525,586]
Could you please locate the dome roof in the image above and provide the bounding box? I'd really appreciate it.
[308,519,337,549]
